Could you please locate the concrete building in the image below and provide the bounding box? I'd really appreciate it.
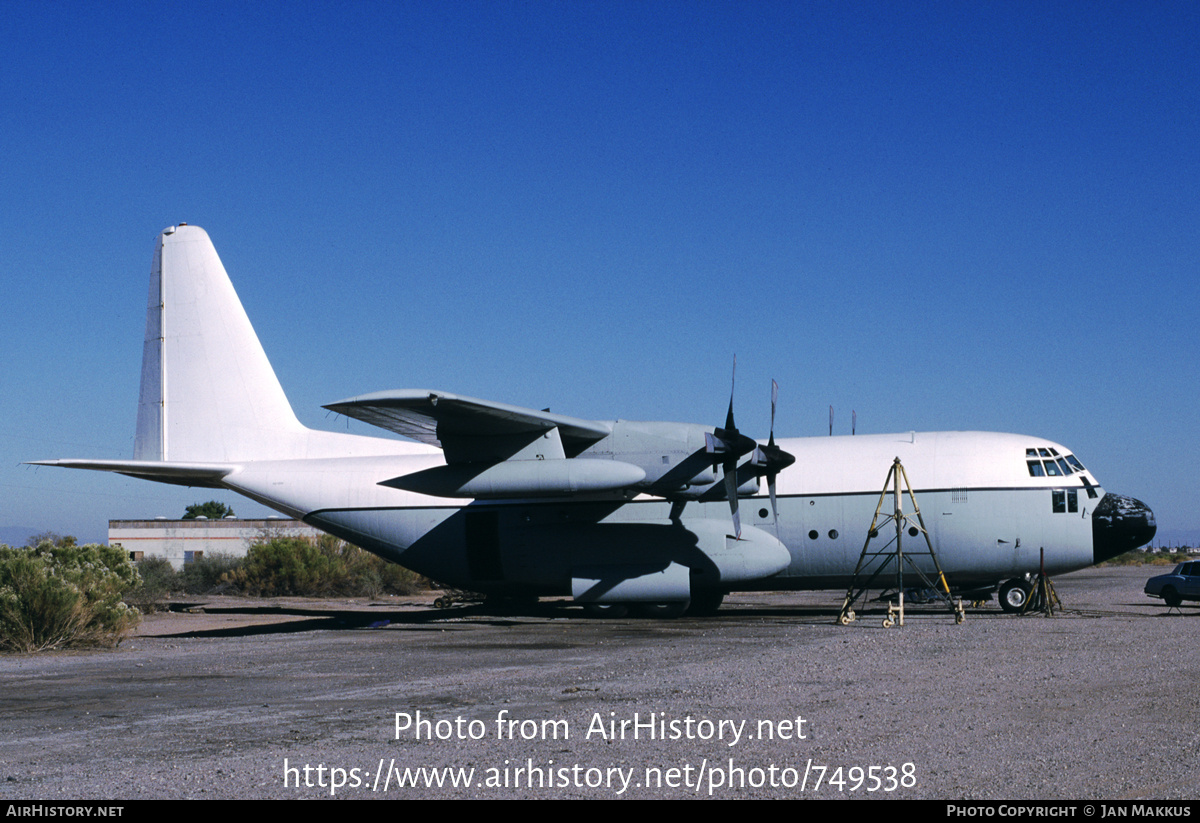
[109,518,323,569]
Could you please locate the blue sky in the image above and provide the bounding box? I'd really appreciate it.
[3,1,1197,546]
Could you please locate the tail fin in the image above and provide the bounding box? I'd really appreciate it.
[134,225,316,462]
[32,225,420,480]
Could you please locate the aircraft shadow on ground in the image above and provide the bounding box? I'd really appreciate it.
[143,600,1011,639]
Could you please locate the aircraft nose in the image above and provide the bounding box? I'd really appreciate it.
[1092,493,1157,563]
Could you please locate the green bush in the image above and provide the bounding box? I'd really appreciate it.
[226,535,427,597]
[1100,549,1196,566]
[125,556,177,612]
[0,542,140,652]
[228,537,344,596]
[178,552,243,594]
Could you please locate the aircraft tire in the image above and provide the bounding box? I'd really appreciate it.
[998,579,1032,614]
[631,602,689,619]
[583,603,629,619]
[1162,587,1182,608]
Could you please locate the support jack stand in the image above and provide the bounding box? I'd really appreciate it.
[837,457,964,627]
[1021,548,1062,616]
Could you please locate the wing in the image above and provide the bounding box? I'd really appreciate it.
[324,390,612,463]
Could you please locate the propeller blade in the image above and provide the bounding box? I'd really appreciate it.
[763,379,795,528]
[724,462,741,539]
[726,355,737,431]
[769,379,778,446]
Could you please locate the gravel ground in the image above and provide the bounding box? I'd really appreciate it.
[2,566,1197,800]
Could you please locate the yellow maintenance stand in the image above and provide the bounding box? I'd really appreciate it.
[837,457,965,628]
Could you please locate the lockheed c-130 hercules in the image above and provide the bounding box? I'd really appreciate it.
[33,225,1156,617]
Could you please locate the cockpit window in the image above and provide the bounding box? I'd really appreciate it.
[1026,447,1088,479]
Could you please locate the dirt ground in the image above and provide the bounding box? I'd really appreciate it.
[2,566,1198,800]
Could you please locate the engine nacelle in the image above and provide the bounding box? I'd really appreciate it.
[564,520,790,605]
[382,459,646,498]
[572,562,691,603]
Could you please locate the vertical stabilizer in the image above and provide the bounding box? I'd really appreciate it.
[134,225,308,462]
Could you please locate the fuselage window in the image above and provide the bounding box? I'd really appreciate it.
[1068,488,1077,512]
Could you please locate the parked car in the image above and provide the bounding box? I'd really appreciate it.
[1145,561,1200,607]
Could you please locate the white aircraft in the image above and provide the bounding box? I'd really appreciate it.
[34,225,1156,616]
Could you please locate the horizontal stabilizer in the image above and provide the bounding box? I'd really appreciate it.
[325,390,612,462]
[28,459,235,489]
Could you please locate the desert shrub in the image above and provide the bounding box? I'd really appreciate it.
[373,559,428,596]
[124,556,178,612]
[1101,549,1196,567]
[227,537,345,596]
[0,542,140,652]
[226,535,427,597]
[1101,550,1152,566]
[178,552,243,594]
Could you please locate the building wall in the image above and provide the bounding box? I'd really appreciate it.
[109,518,323,569]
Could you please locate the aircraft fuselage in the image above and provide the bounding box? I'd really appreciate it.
[219,429,1149,599]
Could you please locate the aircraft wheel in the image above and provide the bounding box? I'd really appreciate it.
[631,602,689,619]
[1162,587,1182,608]
[583,603,629,619]
[998,579,1032,614]
[434,596,450,609]
[686,589,725,616]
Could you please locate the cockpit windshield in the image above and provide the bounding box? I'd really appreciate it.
[1026,448,1087,478]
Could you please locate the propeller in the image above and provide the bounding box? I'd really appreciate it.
[705,357,758,538]
[750,380,797,527]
